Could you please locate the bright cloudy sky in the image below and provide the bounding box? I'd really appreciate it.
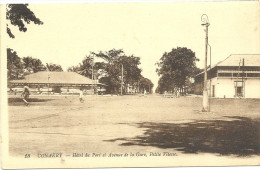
[5,1,260,89]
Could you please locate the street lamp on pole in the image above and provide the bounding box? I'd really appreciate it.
[201,14,210,112]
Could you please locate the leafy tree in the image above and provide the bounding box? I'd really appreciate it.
[67,65,80,73]
[6,4,43,38]
[119,55,142,86]
[46,63,63,72]
[92,49,124,63]
[156,75,175,94]
[67,55,106,80]
[7,48,24,80]
[91,50,123,93]
[6,5,44,80]
[77,55,95,79]
[23,56,46,73]
[7,49,47,80]
[139,76,154,93]
[68,49,152,94]
[194,67,204,76]
[92,49,143,94]
[156,47,199,94]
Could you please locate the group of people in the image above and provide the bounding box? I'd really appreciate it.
[163,90,180,98]
[19,87,152,106]
[19,86,85,106]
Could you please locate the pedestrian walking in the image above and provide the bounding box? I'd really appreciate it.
[21,85,30,106]
[79,90,84,103]
[164,91,167,97]
[176,89,180,98]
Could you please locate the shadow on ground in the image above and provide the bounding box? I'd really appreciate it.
[8,97,53,106]
[105,116,260,156]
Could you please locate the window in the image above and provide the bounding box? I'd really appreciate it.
[233,73,246,77]
[218,73,232,77]
[247,73,260,77]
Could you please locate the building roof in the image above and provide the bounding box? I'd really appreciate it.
[9,72,101,85]
[195,54,260,77]
[215,54,260,67]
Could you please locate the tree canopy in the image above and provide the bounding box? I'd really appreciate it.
[6,4,43,38]
[67,55,105,79]
[7,48,24,80]
[68,49,153,94]
[23,56,46,74]
[6,5,44,80]
[46,63,63,72]
[92,49,143,93]
[139,76,154,93]
[7,48,63,80]
[156,47,199,94]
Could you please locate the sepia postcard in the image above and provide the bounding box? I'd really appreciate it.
[1,0,260,169]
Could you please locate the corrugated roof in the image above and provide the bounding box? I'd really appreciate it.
[216,54,260,67]
[9,72,100,85]
[195,54,260,77]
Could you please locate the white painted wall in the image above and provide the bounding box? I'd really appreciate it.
[211,78,234,98]
[244,79,260,98]
[207,78,260,98]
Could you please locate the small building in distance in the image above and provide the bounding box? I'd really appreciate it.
[194,54,260,98]
[8,71,106,95]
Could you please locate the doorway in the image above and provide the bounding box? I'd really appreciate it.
[234,81,244,97]
[212,85,215,97]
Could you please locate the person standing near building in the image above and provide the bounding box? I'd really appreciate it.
[176,89,180,98]
[163,91,167,97]
[21,85,30,106]
[79,89,84,103]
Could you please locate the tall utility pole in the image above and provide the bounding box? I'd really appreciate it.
[46,63,50,95]
[242,58,245,97]
[201,14,210,112]
[48,75,50,95]
[91,55,94,95]
[121,64,124,95]
[208,43,212,110]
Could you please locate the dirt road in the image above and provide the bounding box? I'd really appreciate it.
[8,94,260,159]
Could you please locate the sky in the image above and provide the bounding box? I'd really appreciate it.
[5,1,260,90]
